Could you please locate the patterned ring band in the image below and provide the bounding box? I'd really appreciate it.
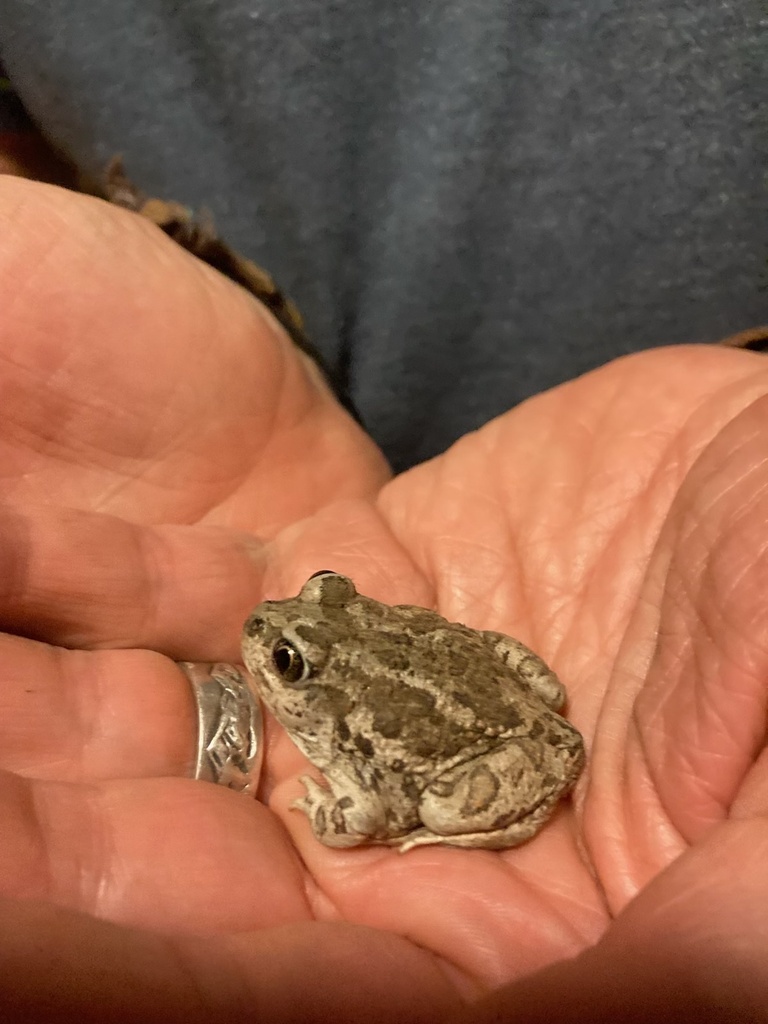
[180,661,264,796]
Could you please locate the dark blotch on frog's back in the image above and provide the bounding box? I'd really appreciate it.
[371,681,437,738]
[304,683,354,719]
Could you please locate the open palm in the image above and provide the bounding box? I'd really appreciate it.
[1,176,766,1023]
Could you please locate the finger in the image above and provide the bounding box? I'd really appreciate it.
[0,177,388,533]
[0,504,264,657]
[0,770,310,934]
[0,637,285,793]
[0,638,198,781]
[0,900,460,1024]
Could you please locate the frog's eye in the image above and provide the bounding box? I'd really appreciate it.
[272,639,311,684]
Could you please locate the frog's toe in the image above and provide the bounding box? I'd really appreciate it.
[396,828,451,852]
[397,816,546,852]
[294,773,394,848]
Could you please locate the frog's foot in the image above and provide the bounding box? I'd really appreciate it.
[397,800,556,853]
[293,774,389,849]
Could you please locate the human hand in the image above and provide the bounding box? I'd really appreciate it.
[0,174,389,537]
[1,175,768,1022]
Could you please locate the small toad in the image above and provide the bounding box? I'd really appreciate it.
[242,571,584,851]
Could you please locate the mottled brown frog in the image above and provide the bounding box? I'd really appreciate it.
[242,571,584,851]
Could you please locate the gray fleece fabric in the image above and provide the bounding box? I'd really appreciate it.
[1,1,765,469]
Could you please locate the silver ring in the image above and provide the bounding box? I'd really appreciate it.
[180,662,264,796]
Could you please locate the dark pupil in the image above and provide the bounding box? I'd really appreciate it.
[272,640,306,683]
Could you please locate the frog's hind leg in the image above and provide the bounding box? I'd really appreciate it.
[406,742,574,852]
[480,630,566,710]
[398,798,559,852]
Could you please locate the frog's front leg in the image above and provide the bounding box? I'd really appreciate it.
[294,772,397,848]
[481,630,566,710]
[404,741,573,852]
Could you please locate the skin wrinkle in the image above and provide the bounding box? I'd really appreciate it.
[558,512,652,695]
[0,414,85,473]
[582,604,668,908]
[110,407,270,498]
[0,345,74,396]
[435,538,514,622]
[161,934,231,1022]
[1,211,72,326]
[137,526,174,645]
[0,508,31,613]
[688,640,768,802]
[535,869,607,927]
[139,400,273,499]
[185,925,256,1021]
[300,864,342,923]
[71,522,152,646]
[625,721,684,857]
[408,872,555,986]
[681,501,768,687]
[556,419,687,733]
[268,310,331,435]
[0,399,167,496]
[65,649,102,777]
[655,614,720,790]
[635,820,768,931]
[85,471,167,518]
[7,773,51,900]
[440,535,519,602]
[433,464,534,626]
[705,461,768,525]
[711,545,768,666]
[371,848,581,994]
[192,282,286,478]
[634,384,768,559]
[3,345,169,468]
[644,534,765,829]
[701,588,768,705]
[245,368,385,531]
[352,511,430,605]
[671,404,768,533]
[51,704,132,913]
[30,778,108,916]
[85,786,119,919]
[514,382,698,660]
[659,715,727,824]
